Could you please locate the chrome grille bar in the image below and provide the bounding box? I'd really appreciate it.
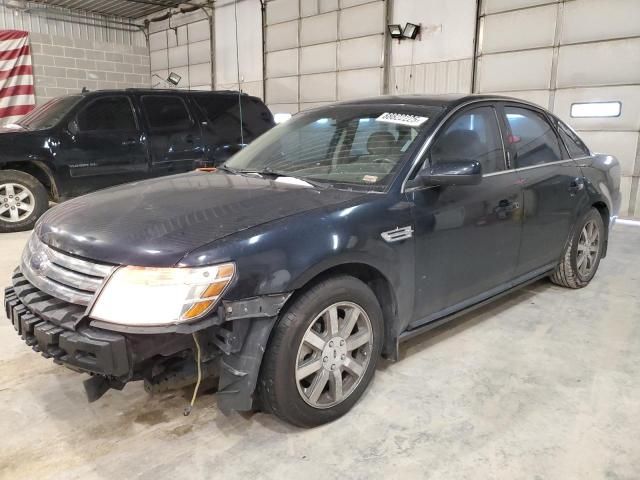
[20,234,114,306]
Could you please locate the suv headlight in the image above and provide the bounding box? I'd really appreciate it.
[90,263,235,327]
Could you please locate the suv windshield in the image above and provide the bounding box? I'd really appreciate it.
[225,105,439,190]
[17,95,82,130]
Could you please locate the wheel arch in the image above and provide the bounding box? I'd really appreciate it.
[284,261,400,359]
[591,200,610,257]
[1,161,58,201]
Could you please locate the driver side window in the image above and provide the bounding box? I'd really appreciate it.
[428,106,505,175]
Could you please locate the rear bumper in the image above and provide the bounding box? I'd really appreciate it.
[5,286,130,377]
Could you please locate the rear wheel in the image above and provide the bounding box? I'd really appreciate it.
[551,208,605,288]
[0,170,48,233]
[258,276,383,427]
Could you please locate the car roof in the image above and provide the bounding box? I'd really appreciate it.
[335,94,538,110]
[78,88,248,97]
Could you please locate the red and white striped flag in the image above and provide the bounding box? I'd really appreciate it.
[0,30,35,126]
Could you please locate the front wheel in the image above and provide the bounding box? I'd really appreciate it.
[0,170,49,233]
[551,208,605,288]
[258,276,384,427]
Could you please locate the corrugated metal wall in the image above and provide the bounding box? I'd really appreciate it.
[265,0,386,114]
[475,0,640,217]
[0,2,146,46]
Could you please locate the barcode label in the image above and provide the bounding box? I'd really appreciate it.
[376,112,429,127]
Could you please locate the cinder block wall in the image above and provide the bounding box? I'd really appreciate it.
[29,32,151,105]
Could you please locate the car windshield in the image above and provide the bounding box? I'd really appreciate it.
[17,95,82,130]
[225,105,439,190]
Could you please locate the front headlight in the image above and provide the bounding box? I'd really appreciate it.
[90,263,235,327]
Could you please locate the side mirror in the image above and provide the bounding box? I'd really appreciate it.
[68,119,79,135]
[415,160,482,187]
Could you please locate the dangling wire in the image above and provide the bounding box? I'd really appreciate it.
[183,332,202,416]
[233,0,245,148]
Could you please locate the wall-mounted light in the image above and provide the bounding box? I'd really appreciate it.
[571,101,621,118]
[167,72,182,86]
[388,24,403,39]
[388,22,421,41]
[402,23,421,40]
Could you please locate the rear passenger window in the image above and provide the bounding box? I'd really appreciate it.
[195,94,273,141]
[142,96,192,130]
[505,107,563,167]
[429,106,505,174]
[77,96,136,131]
[557,121,590,158]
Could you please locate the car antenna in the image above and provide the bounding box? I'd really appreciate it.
[233,0,245,148]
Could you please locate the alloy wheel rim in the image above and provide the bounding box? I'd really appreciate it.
[0,183,35,223]
[577,220,600,277]
[295,301,373,409]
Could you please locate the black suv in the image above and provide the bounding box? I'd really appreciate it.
[0,89,274,232]
[5,95,620,427]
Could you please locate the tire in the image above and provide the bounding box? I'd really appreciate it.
[258,275,384,427]
[0,170,48,233]
[550,208,605,289]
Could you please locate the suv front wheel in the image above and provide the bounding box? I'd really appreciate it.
[0,170,48,233]
[259,275,384,427]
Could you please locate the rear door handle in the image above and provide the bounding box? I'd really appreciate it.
[569,177,585,194]
[122,138,137,147]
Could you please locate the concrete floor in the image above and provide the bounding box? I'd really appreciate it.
[1,226,639,480]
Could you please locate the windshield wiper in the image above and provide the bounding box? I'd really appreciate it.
[217,164,239,174]
[236,168,330,189]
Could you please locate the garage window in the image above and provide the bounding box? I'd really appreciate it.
[142,96,192,131]
[505,107,563,168]
[77,96,136,132]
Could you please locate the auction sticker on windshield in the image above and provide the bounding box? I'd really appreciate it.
[376,112,429,127]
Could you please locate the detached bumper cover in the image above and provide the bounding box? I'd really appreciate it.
[4,283,130,377]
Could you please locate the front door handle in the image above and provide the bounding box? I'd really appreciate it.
[569,177,585,194]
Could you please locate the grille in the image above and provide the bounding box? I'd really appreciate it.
[20,234,114,306]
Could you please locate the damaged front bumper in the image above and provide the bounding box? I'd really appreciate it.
[4,270,290,413]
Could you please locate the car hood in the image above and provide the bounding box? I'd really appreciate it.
[37,171,364,266]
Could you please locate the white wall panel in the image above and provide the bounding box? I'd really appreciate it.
[300,72,337,102]
[168,45,188,68]
[341,0,377,7]
[618,176,632,216]
[320,0,340,13]
[493,89,550,108]
[189,62,211,87]
[266,0,300,25]
[300,43,337,74]
[266,20,299,52]
[481,5,556,53]
[478,49,552,92]
[149,32,167,52]
[300,11,338,46]
[266,76,299,103]
[391,0,475,66]
[188,40,211,65]
[562,0,640,45]
[339,1,384,40]
[338,68,382,100]
[553,86,640,132]
[267,48,299,78]
[150,50,168,71]
[483,0,559,15]
[556,39,640,88]
[577,131,639,176]
[301,0,320,17]
[188,20,211,43]
[268,103,299,114]
[391,59,472,95]
[338,35,383,70]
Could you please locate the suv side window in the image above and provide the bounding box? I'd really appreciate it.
[557,121,590,158]
[77,96,136,131]
[505,106,563,167]
[196,94,273,140]
[429,106,505,174]
[142,95,192,131]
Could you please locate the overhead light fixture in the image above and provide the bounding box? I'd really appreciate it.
[571,101,621,118]
[167,72,182,86]
[388,24,403,39]
[402,23,421,40]
[273,113,292,124]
